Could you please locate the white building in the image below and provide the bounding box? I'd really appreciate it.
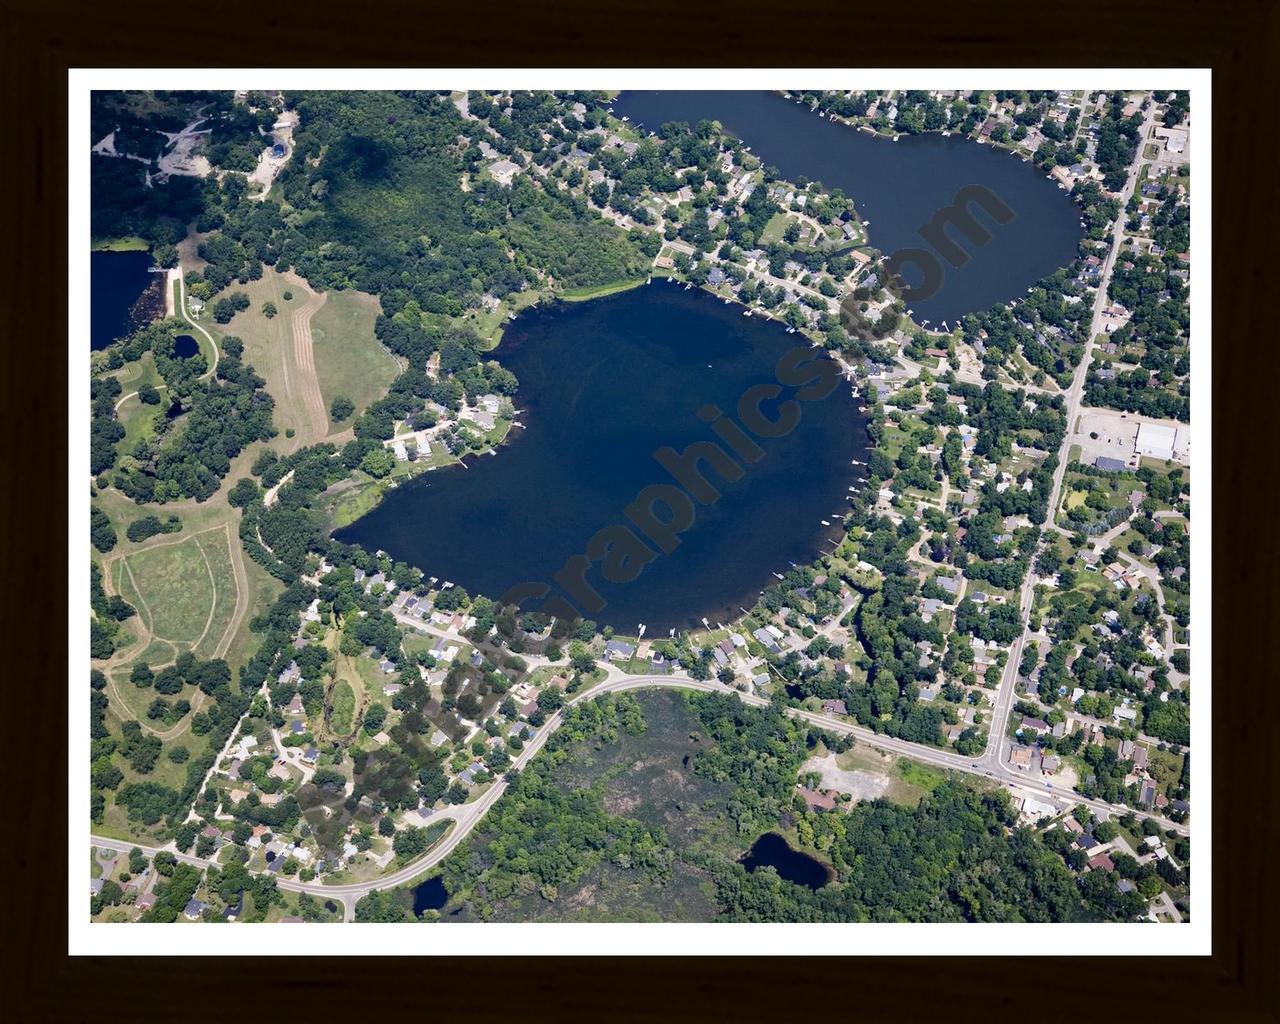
[1135,421,1182,461]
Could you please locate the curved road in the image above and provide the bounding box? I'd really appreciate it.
[92,668,1188,922]
[111,270,219,413]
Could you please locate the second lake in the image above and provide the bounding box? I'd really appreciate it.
[612,90,1085,326]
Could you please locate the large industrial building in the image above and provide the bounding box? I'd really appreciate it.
[1134,421,1189,462]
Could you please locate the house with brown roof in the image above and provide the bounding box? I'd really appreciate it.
[1008,745,1036,770]
[797,787,838,812]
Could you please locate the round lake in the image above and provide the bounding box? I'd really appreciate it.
[335,281,870,633]
[612,91,1084,326]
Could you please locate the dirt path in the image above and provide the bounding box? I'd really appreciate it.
[288,285,329,446]
[95,523,248,742]
[213,524,250,660]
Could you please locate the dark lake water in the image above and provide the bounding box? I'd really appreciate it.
[174,334,199,358]
[412,876,449,915]
[612,91,1084,325]
[740,832,833,890]
[91,249,154,350]
[336,280,869,633]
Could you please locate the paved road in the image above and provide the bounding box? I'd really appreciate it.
[93,665,1187,921]
[982,98,1160,778]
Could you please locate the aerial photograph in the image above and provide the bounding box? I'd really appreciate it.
[82,82,1197,932]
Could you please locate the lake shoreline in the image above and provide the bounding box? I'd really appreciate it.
[613,90,1084,326]
[336,279,870,634]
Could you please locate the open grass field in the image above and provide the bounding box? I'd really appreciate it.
[117,534,216,646]
[307,287,400,429]
[894,757,946,795]
[191,527,241,660]
[110,350,163,397]
[107,658,201,725]
[94,699,217,844]
[560,278,646,302]
[119,399,163,449]
[94,439,280,676]
[206,267,327,448]
[830,743,950,808]
[109,353,167,446]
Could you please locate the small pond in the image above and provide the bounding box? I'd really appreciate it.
[173,334,200,358]
[413,876,449,915]
[740,832,833,890]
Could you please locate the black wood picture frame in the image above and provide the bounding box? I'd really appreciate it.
[3,1,1272,1019]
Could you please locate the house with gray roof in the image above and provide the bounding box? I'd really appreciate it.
[604,639,636,662]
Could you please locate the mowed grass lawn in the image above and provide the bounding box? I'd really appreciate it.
[110,353,166,447]
[307,288,399,428]
[210,267,316,443]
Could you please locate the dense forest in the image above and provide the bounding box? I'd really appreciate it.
[94,327,275,503]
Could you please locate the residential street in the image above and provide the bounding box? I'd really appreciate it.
[982,101,1159,781]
